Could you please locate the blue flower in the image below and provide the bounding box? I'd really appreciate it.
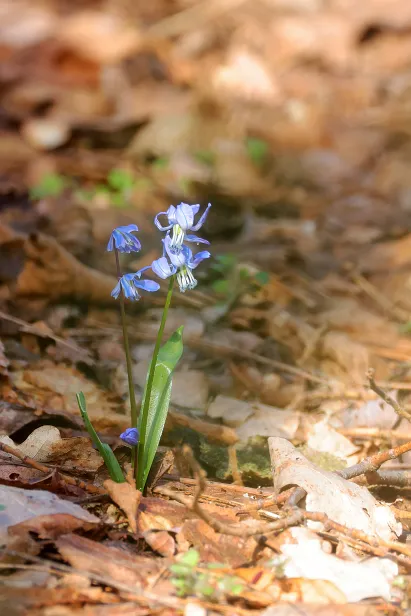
[154,202,211,254]
[111,271,160,300]
[120,427,139,446]
[107,224,141,253]
[151,236,211,292]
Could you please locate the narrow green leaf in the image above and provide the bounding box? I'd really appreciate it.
[179,549,200,567]
[76,392,125,483]
[137,327,184,489]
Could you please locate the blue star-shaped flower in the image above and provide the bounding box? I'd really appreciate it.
[107,224,141,253]
[154,203,211,254]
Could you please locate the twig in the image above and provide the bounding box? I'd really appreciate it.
[0,442,106,495]
[367,368,411,423]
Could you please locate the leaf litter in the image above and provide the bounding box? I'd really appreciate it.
[3,0,411,613]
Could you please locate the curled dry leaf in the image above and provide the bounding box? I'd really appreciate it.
[1,425,103,473]
[104,479,141,534]
[269,438,402,541]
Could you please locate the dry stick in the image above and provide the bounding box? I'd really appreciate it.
[159,447,411,564]
[158,445,304,537]
[367,368,411,423]
[0,442,106,495]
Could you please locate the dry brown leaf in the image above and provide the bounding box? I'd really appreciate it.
[2,425,103,473]
[10,364,127,432]
[15,233,117,304]
[56,534,167,589]
[143,529,176,557]
[104,479,141,534]
[321,331,369,386]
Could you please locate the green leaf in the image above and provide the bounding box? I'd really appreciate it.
[246,137,268,166]
[76,392,125,483]
[194,149,215,166]
[179,549,200,567]
[30,173,67,200]
[107,169,135,192]
[151,157,169,171]
[111,193,127,208]
[137,327,184,489]
[254,271,269,285]
[0,504,5,511]
[212,279,230,295]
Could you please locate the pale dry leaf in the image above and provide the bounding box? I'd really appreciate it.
[269,438,402,541]
[340,393,399,430]
[236,406,302,441]
[307,420,358,465]
[58,11,141,64]
[0,485,99,534]
[271,527,398,602]
[104,479,141,534]
[21,117,70,150]
[213,47,280,103]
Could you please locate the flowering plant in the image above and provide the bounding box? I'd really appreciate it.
[77,203,211,490]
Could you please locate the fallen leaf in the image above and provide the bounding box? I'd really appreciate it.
[0,485,99,546]
[321,331,369,386]
[104,479,141,534]
[143,529,176,557]
[270,527,398,602]
[15,232,117,304]
[268,438,402,541]
[10,364,126,432]
[56,533,167,589]
[2,425,103,473]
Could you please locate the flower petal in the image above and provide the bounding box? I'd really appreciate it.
[151,256,174,279]
[185,234,210,246]
[191,203,211,232]
[134,279,161,292]
[166,205,177,224]
[120,427,139,446]
[164,236,188,267]
[117,224,139,233]
[188,250,211,269]
[175,203,195,231]
[107,226,141,253]
[154,212,172,232]
[111,281,121,299]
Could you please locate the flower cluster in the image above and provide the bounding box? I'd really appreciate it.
[108,202,211,297]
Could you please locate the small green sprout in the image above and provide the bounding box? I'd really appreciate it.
[245,137,269,167]
[211,253,269,317]
[30,173,68,200]
[170,549,243,601]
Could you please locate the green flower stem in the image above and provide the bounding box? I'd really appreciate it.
[114,249,139,468]
[137,275,175,485]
